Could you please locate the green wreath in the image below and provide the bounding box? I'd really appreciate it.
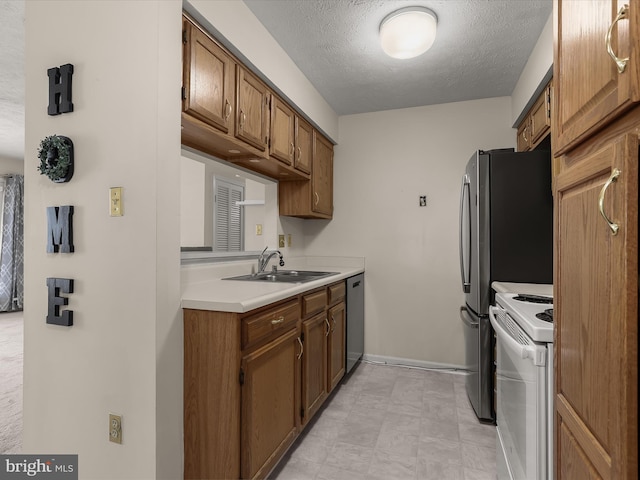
[37,135,72,182]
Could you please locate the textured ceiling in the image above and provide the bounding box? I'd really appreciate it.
[0,0,24,161]
[244,0,552,115]
[0,0,551,160]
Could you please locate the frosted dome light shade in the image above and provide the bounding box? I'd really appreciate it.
[380,7,437,59]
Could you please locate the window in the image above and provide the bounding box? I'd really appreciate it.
[214,178,244,252]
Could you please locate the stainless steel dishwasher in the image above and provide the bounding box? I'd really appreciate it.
[346,274,364,373]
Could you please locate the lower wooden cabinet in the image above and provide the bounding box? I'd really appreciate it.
[301,312,328,425]
[184,279,348,480]
[328,301,346,392]
[554,127,638,479]
[241,327,301,479]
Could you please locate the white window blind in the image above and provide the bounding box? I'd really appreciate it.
[214,178,244,252]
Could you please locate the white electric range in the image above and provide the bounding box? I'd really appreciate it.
[490,292,554,480]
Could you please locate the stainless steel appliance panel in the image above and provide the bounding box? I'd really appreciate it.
[460,306,493,421]
[346,274,364,374]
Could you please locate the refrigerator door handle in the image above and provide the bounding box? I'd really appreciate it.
[460,306,478,328]
[459,174,471,293]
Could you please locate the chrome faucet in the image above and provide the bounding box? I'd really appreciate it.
[258,246,285,273]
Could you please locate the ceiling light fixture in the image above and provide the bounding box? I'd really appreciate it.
[379,7,437,59]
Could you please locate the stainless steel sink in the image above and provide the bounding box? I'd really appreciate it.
[223,270,338,283]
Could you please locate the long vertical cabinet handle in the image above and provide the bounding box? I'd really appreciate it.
[296,337,304,359]
[598,168,621,235]
[459,174,471,293]
[606,4,630,73]
[314,192,320,206]
[324,318,331,337]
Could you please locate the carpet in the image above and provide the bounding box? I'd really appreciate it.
[0,311,22,453]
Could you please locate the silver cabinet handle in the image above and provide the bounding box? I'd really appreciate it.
[324,318,331,337]
[296,337,304,359]
[606,4,630,73]
[598,168,621,235]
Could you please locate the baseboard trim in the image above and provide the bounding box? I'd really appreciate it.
[362,354,468,375]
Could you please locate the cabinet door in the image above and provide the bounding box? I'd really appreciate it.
[554,134,638,479]
[312,131,334,216]
[294,116,312,174]
[241,328,301,480]
[530,84,551,145]
[327,302,345,392]
[516,118,531,152]
[183,19,234,134]
[301,313,328,425]
[236,66,269,152]
[554,0,640,154]
[269,96,294,165]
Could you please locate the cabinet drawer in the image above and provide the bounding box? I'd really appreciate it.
[328,281,345,306]
[242,300,299,350]
[302,289,327,318]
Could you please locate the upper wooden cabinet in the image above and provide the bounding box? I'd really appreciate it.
[236,66,269,152]
[269,96,295,166]
[181,15,309,182]
[517,81,552,152]
[294,116,312,175]
[278,130,334,219]
[182,19,234,135]
[553,0,640,155]
[312,132,334,217]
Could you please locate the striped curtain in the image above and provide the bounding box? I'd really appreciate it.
[0,175,24,312]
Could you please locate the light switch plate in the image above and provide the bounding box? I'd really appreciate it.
[110,187,123,216]
[278,235,285,248]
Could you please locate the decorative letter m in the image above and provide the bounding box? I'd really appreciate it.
[47,205,74,253]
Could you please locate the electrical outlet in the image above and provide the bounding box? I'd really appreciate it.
[278,235,285,248]
[419,195,427,207]
[109,413,122,444]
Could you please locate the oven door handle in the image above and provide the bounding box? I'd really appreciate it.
[489,306,546,367]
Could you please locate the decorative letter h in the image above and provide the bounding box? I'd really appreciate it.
[47,63,74,115]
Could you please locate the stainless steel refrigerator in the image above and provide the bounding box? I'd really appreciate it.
[458,148,553,422]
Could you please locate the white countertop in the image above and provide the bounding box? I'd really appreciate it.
[181,256,364,313]
[492,281,553,297]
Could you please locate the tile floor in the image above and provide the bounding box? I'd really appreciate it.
[270,362,496,480]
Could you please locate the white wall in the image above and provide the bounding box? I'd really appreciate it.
[24,2,182,478]
[180,157,206,247]
[511,13,553,125]
[303,97,516,367]
[0,157,24,175]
